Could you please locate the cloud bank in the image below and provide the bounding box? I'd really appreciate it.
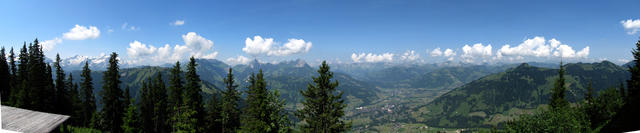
[242,36,312,56]
[351,53,394,63]
[622,19,640,35]
[126,32,218,65]
[63,25,100,40]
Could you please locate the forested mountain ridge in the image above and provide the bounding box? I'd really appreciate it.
[413,61,630,128]
[71,58,378,110]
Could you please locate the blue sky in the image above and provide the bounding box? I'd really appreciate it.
[1,0,640,65]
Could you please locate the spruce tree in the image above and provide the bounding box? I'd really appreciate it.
[205,94,222,132]
[45,64,56,111]
[80,61,96,126]
[221,68,241,133]
[54,54,71,115]
[140,80,154,133]
[67,74,83,125]
[0,47,10,102]
[295,61,350,133]
[99,52,124,132]
[14,43,29,108]
[243,70,291,133]
[152,74,169,133]
[602,39,640,132]
[244,71,270,132]
[267,90,290,133]
[121,87,139,133]
[169,61,184,131]
[550,61,569,109]
[173,102,198,133]
[8,48,17,105]
[27,39,54,111]
[184,57,204,131]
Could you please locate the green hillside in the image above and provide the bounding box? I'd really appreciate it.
[72,59,378,111]
[412,61,630,128]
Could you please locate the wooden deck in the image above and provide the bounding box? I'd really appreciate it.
[1,105,69,133]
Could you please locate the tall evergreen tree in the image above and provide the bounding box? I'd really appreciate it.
[80,61,96,126]
[267,90,291,133]
[99,52,124,132]
[243,71,270,132]
[205,94,222,132]
[7,47,16,105]
[550,61,569,109]
[152,74,169,133]
[54,54,71,115]
[221,68,241,133]
[168,61,184,131]
[67,74,83,125]
[173,102,198,133]
[295,61,351,133]
[184,57,204,132]
[27,39,54,111]
[0,47,10,102]
[140,80,154,133]
[14,43,29,108]
[243,70,291,133]
[121,87,139,133]
[603,39,640,132]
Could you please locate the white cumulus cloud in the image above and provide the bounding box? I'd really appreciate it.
[172,20,185,26]
[430,48,443,57]
[41,38,62,52]
[401,50,420,61]
[63,25,100,40]
[621,19,640,35]
[496,36,589,59]
[461,43,492,62]
[226,55,251,65]
[242,36,312,56]
[126,32,218,65]
[127,41,157,58]
[351,53,394,63]
[444,48,456,57]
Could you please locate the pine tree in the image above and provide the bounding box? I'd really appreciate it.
[0,47,10,102]
[184,57,204,132]
[295,61,351,133]
[121,87,139,133]
[14,43,29,108]
[8,47,17,105]
[205,94,222,132]
[243,71,270,132]
[169,61,184,131]
[54,54,71,115]
[27,39,54,111]
[172,103,198,133]
[99,52,124,132]
[550,61,569,110]
[46,64,56,111]
[602,39,640,132]
[152,74,169,133]
[140,80,154,133]
[80,61,96,126]
[221,68,241,133]
[243,70,291,133]
[67,74,83,125]
[267,90,291,133]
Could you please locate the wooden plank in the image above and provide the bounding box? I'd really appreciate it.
[1,105,70,133]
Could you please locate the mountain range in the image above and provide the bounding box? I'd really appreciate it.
[62,56,631,130]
